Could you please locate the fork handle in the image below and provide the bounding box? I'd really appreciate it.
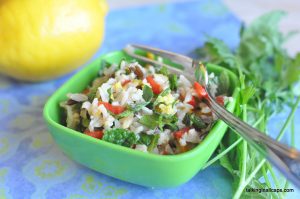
[206,92,300,188]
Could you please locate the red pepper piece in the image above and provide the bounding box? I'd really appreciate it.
[146,75,162,95]
[194,82,208,99]
[216,96,225,106]
[187,96,196,107]
[98,102,125,115]
[84,129,104,139]
[173,127,190,139]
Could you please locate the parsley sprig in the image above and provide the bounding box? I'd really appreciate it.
[195,11,300,198]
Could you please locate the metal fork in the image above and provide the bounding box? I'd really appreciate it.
[124,44,300,188]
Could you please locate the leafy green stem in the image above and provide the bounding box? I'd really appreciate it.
[284,114,295,191]
[203,114,264,169]
[276,96,300,140]
[266,162,284,199]
[233,96,300,198]
[236,104,248,196]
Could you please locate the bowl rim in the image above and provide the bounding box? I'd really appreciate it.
[43,50,239,162]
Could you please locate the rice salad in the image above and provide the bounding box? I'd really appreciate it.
[60,58,232,155]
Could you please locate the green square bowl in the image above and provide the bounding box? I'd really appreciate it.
[43,50,239,188]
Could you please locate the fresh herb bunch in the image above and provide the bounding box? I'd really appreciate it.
[195,11,300,198]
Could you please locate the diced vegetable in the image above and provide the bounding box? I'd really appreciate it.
[173,127,190,139]
[216,96,225,106]
[146,75,162,95]
[147,134,159,152]
[138,133,153,146]
[137,133,160,153]
[183,113,206,130]
[60,102,81,130]
[168,74,178,91]
[182,113,192,126]
[187,96,196,107]
[84,129,104,139]
[142,85,154,102]
[98,102,125,115]
[191,114,206,130]
[102,128,138,147]
[194,82,208,99]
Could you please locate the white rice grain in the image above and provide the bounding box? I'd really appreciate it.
[185,128,201,143]
[178,75,192,88]
[120,115,134,129]
[135,144,148,153]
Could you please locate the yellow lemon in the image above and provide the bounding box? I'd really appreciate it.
[0,0,108,81]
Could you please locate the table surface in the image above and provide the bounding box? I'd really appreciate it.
[108,0,300,56]
[0,0,299,198]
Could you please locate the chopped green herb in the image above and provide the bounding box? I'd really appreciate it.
[103,128,138,147]
[137,133,160,152]
[168,74,178,91]
[138,113,178,130]
[147,134,159,152]
[142,85,154,102]
[138,114,160,129]
[159,66,169,76]
[138,133,153,146]
[183,113,206,130]
[218,71,230,95]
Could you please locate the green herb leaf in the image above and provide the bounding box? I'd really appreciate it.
[183,113,206,130]
[138,113,178,130]
[137,133,160,152]
[142,85,154,102]
[169,74,178,91]
[159,66,169,76]
[138,133,153,146]
[218,71,230,95]
[138,114,160,129]
[103,128,138,147]
[148,134,160,152]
